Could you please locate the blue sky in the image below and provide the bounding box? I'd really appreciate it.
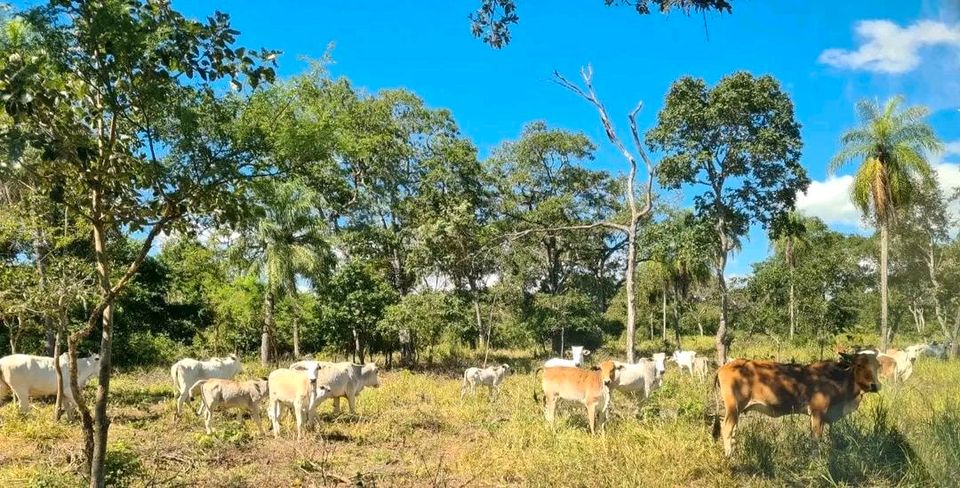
[80,1,960,274]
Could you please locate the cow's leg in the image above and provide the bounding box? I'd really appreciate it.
[251,405,264,435]
[294,405,305,441]
[544,394,557,425]
[204,406,214,435]
[12,385,30,415]
[721,406,738,457]
[332,396,341,414]
[587,401,598,435]
[346,392,357,414]
[269,400,281,438]
[810,414,825,438]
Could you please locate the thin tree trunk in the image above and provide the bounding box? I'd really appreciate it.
[261,291,274,366]
[788,263,796,341]
[880,223,890,351]
[54,300,67,420]
[673,287,682,349]
[474,298,484,352]
[292,317,300,359]
[624,226,638,363]
[90,215,113,488]
[715,251,730,364]
[34,233,56,356]
[661,284,668,343]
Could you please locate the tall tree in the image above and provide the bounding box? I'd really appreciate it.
[771,211,811,341]
[647,72,807,363]
[0,3,277,485]
[470,0,733,48]
[233,179,331,364]
[829,96,942,351]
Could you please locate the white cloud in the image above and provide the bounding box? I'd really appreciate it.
[796,175,862,226]
[819,20,960,74]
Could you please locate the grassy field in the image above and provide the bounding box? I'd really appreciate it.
[2,337,959,487]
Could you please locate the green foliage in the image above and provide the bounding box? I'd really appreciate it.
[321,260,397,361]
[103,441,143,488]
[380,291,471,363]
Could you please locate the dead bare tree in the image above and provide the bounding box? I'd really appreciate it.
[509,65,657,362]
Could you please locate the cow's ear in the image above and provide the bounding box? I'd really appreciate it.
[616,364,624,370]
[583,350,591,356]
[290,364,306,371]
[590,365,600,371]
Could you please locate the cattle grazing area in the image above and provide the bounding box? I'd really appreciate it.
[2,339,959,487]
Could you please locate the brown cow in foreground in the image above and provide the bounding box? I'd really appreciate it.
[713,353,880,456]
[540,360,622,434]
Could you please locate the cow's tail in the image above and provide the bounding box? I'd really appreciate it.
[188,379,207,401]
[711,373,722,441]
[172,364,183,398]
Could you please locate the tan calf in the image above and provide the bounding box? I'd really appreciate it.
[540,360,622,434]
[189,378,268,435]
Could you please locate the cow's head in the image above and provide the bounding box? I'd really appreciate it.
[362,363,380,388]
[500,364,511,375]
[593,360,623,386]
[652,353,667,376]
[291,361,320,387]
[840,352,880,394]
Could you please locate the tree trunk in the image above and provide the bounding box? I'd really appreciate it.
[672,288,682,349]
[261,291,274,366]
[89,216,113,488]
[292,317,300,359]
[715,252,730,365]
[54,302,67,420]
[624,226,638,363]
[474,298,484,352]
[880,223,890,351]
[661,284,668,343]
[353,327,364,364]
[788,263,796,341]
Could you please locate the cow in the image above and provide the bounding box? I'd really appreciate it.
[170,355,240,416]
[712,353,880,456]
[609,359,661,403]
[0,353,101,417]
[460,364,511,400]
[651,353,667,377]
[670,350,697,375]
[267,367,332,440]
[539,360,623,434]
[289,361,380,416]
[877,354,898,383]
[544,346,591,368]
[188,378,269,435]
[879,349,915,383]
[693,357,711,382]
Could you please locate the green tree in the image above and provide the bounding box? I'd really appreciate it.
[647,72,808,363]
[322,260,397,363]
[233,179,332,365]
[771,211,812,341]
[0,3,278,483]
[829,96,942,350]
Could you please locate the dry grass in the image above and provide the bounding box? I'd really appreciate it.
[1,340,959,487]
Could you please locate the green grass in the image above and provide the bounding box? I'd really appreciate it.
[1,340,959,487]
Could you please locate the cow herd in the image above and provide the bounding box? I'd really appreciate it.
[0,340,952,457]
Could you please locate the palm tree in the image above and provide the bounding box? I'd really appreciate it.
[236,180,331,365]
[772,211,811,341]
[830,96,942,350]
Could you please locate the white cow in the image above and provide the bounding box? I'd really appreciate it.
[460,364,511,400]
[609,359,661,401]
[170,355,240,416]
[267,367,331,440]
[0,353,101,416]
[290,361,380,416]
[881,349,916,382]
[670,350,697,375]
[543,346,590,368]
[692,356,711,382]
[189,378,269,435]
[651,353,668,377]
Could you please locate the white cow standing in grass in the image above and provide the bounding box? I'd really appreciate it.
[609,358,661,401]
[0,353,101,417]
[267,364,332,440]
[543,346,590,368]
[170,355,240,416]
[671,350,697,375]
[289,360,380,417]
[189,378,269,435]
[460,364,511,400]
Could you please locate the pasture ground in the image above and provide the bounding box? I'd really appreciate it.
[1,336,959,487]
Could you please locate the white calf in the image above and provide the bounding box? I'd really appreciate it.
[609,359,661,401]
[670,350,696,375]
[290,361,380,416]
[0,353,101,417]
[189,378,269,434]
[651,353,667,377]
[171,355,241,416]
[460,364,511,400]
[267,367,331,440]
[544,346,591,368]
[692,357,711,382]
